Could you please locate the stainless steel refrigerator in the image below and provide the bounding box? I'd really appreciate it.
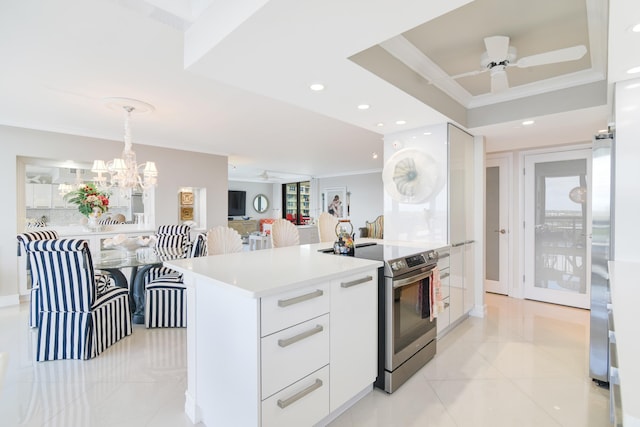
[589,133,615,385]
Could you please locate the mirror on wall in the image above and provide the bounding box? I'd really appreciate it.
[22,157,146,227]
[253,194,269,213]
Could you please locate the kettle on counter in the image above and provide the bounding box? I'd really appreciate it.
[333,219,355,256]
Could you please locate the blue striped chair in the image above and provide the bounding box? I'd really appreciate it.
[25,239,132,361]
[17,230,59,328]
[143,225,193,328]
[144,230,206,328]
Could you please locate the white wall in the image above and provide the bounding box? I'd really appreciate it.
[614,78,640,261]
[228,180,279,219]
[2,125,228,301]
[316,172,383,236]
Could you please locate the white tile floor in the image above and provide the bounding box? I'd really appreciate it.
[0,293,610,427]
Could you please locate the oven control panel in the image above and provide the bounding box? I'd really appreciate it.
[389,250,437,273]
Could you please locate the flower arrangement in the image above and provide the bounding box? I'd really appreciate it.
[65,183,110,217]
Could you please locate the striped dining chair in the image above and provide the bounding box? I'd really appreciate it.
[17,230,59,328]
[143,225,196,328]
[24,239,132,361]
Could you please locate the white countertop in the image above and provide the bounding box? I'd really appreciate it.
[165,242,383,298]
[165,238,449,299]
[608,260,640,427]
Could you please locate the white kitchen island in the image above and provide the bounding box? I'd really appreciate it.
[165,243,383,427]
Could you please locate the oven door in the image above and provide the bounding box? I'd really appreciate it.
[385,267,437,371]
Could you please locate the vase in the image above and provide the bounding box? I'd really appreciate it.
[86,207,102,231]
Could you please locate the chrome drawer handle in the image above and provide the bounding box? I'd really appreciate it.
[278,325,324,348]
[277,379,323,409]
[444,302,450,309]
[278,290,323,307]
[341,275,373,288]
[440,272,450,279]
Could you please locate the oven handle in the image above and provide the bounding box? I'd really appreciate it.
[392,268,434,289]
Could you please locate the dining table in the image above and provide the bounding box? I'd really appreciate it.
[93,247,187,324]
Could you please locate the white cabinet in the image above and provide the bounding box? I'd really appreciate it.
[51,184,67,208]
[448,124,476,318]
[26,184,52,208]
[436,248,451,336]
[449,244,465,326]
[329,272,377,411]
[182,266,379,427]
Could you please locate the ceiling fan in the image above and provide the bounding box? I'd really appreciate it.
[452,35,588,93]
[258,170,281,181]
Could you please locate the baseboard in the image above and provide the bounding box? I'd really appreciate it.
[0,294,20,308]
[469,304,487,318]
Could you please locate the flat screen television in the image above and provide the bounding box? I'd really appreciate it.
[228,190,246,217]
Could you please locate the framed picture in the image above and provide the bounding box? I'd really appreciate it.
[180,191,194,205]
[180,207,194,221]
[322,187,348,219]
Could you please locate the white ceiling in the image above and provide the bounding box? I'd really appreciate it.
[1,0,639,182]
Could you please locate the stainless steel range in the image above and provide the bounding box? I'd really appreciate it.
[321,242,441,393]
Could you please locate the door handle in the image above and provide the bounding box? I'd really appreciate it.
[494,229,506,234]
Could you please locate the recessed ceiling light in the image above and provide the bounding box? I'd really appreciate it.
[309,83,325,91]
[423,132,432,135]
[357,104,370,110]
[372,152,378,159]
[626,66,640,74]
[376,123,384,127]
[632,23,640,32]
[395,120,406,125]
[522,120,535,126]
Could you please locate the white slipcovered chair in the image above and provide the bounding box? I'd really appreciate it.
[270,218,300,248]
[206,226,244,255]
[317,212,338,243]
[24,239,132,361]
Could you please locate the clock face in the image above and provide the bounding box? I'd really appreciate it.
[569,186,586,204]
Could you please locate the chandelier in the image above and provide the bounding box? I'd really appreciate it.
[92,98,158,193]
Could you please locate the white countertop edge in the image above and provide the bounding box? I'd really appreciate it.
[168,259,383,299]
[608,260,640,425]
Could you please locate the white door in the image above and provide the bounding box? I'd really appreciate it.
[524,149,591,309]
[485,156,510,295]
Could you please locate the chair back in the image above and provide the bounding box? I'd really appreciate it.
[190,232,208,257]
[317,212,338,242]
[271,219,300,248]
[365,215,384,239]
[206,226,244,255]
[25,239,96,312]
[155,224,192,257]
[17,230,59,256]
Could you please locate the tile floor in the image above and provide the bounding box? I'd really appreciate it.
[0,293,610,427]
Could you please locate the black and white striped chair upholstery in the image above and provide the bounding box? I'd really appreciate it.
[144,226,199,328]
[17,230,59,328]
[98,218,121,225]
[25,239,132,361]
[26,220,47,228]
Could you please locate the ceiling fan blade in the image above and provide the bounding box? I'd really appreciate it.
[484,36,510,62]
[515,45,587,68]
[490,69,509,93]
[450,68,487,80]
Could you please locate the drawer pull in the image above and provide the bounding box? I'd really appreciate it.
[440,272,450,279]
[278,325,324,348]
[277,379,323,409]
[278,290,323,307]
[444,302,450,309]
[341,275,373,288]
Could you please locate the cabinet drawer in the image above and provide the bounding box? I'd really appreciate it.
[262,365,329,427]
[439,268,450,299]
[261,282,330,336]
[437,297,451,335]
[262,314,330,398]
